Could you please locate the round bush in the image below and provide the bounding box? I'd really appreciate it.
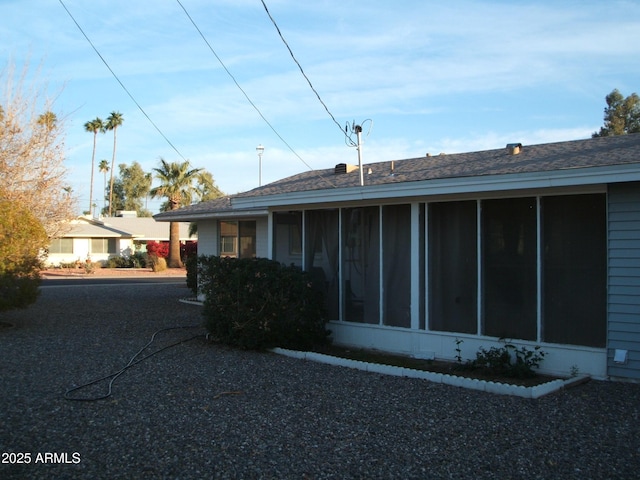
[199,256,330,351]
[0,196,47,311]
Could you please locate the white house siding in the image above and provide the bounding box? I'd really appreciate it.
[197,220,219,257]
[607,182,640,380]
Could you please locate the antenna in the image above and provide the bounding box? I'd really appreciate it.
[345,120,373,186]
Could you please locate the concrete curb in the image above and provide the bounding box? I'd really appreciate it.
[271,347,590,399]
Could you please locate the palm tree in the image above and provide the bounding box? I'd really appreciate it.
[84,117,105,215]
[37,111,57,131]
[36,112,58,160]
[98,159,110,214]
[105,111,124,216]
[149,158,202,268]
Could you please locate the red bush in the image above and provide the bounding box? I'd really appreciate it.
[146,241,169,258]
[182,241,197,259]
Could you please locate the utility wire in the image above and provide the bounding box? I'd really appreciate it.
[259,0,354,146]
[58,0,188,161]
[176,0,337,188]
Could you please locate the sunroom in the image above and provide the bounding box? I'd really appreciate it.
[268,189,606,378]
[155,133,640,380]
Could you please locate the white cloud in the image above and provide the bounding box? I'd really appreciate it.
[4,0,640,210]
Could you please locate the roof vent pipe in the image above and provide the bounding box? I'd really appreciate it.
[507,143,522,155]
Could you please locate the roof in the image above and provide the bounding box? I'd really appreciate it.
[155,133,640,220]
[154,195,268,222]
[65,221,129,238]
[62,216,194,240]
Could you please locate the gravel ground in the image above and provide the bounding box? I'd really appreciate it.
[1,280,639,479]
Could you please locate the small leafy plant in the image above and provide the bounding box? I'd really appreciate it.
[83,258,95,274]
[465,340,546,379]
[454,338,464,363]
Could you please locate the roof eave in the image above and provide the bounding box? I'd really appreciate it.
[153,208,268,222]
[231,163,640,209]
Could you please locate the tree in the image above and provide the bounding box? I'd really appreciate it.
[0,60,76,238]
[0,194,48,312]
[84,117,105,215]
[195,170,224,201]
[592,89,640,137]
[98,159,109,214]
[105,111,124,216]
[149,159,203,268]
[111,161,153,216]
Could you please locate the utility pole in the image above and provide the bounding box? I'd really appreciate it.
[355,125,364,186]
[256,144,265,187]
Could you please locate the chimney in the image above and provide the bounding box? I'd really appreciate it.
[506,143,522,155]
[334,163,359,175]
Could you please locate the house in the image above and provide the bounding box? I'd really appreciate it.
[154,134,640,381]
[47,212,194,266]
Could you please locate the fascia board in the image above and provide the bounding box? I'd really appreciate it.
[153,208,268,223]
[232,164,640,209]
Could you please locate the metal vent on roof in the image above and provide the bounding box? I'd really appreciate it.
[506,143,522,155]
[334,163,359,175]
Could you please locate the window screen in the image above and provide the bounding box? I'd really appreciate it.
[382,204,411,328]
[91,238,115,254]
[429,201,478,333]
[50,238,73,254]
[273,212,302,266]
[305,209,340,320]
[239,221,256,259]
[342,207,380,324]
[482,197,537,340]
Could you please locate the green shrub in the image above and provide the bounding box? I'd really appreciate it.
[130,251,147,268]
[199,256,331,351]
[464,341,546,379]
[105,256,127,268]
[185,255,198,296]
[0,197,47,312]
[104,252,147,268]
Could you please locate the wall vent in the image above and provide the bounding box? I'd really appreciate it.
[506,143,523,155]
[334,163,359,175]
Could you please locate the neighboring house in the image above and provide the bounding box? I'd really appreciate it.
[154,134,640,381]
[47,212,194,266]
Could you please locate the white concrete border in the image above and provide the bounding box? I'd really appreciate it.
[271,348,590,399]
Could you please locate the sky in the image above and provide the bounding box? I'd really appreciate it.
[2,0,640,215]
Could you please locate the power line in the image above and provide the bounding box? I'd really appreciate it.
[260,0,355,146]
[58,0,187,161]
[176,0,336,188]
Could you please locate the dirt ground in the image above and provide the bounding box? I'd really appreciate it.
[41,266,187,278]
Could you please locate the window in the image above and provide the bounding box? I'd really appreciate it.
[482,197,537,341]
[220,221,238,256]
[219,221,256,258]
[50,238,73,254]
[542,194,606,347]
[429,201,477,333]
[91,238,116,254]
